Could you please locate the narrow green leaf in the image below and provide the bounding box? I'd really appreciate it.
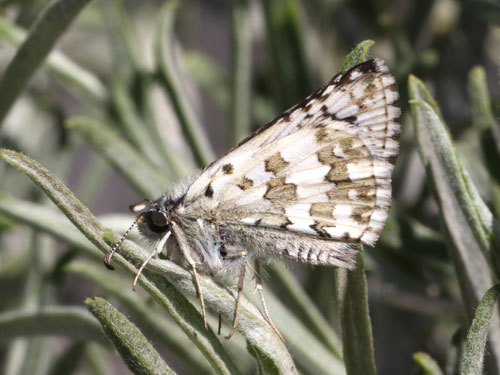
[409,75,498,260]
[468,66,496,132]
[341,40,375,73]
[66,116,171,199]
[5,338,50,375]
[103,234,295,375]
[86,297,176,375]
[258,287,344,375]
[261,0,311,107]
[407,74,443,121]
[85,343,113,375]
[110,79,166,166]
[409,75,500,372]
[409,79,500,271]
[0,226,31,277]
[446,328,464,375]
[410,98,492,258]
[105,3,191,179]
[468,65,500,219]
[0,16,107,105]
[0,194,100,259]
[468,64,500,168]
[47,342,86,375]
[460,284,500,375]
[247,343,282,375]
[110,79,189,180]
[74,153,108,204]
[0,150,277,375]
[336,252,377,375]
[154,1,215,167]
[0,149,108,252]
[107,0,143,71]
[0,0,94,125]
[267,264,343,357]
[65,261,214,375]
[185,51,276,127]
[0,307,108,346]
[133,270,244,375]
[3,233,48,375]
[413,352,444,375]
[185,51,230,111]
[228,0,252,146]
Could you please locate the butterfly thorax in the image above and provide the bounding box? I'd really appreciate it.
[135,191,248,274]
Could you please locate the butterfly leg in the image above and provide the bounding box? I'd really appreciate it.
[191,264,208,329]
[170,221,208,329]
[254,260,285,342]
[225,263,246,339]
[132,231,171,291]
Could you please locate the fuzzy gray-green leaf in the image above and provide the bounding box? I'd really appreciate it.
[267,264,343,357]
[336,252,376,375]
[103,233,295,375]
[409,97,492,261]
[154,1,215,167]
[0,0,94,125]
[460,284,500,375]
[341,40,375,73]
[228,0,252,146]
[468,65,500,222]
[468,66,496,132]
[66,261,213,374]
[261,0,311,107]
[66,116,170,198]
[86,297,176,375]
[0,307,108,346]
[257,287,344,374]
[0,193,100,259]
[413,352,444,375]
[0,148,108,251]
[0,149,242,375]
[409,75,500,372]
[0,16,107,105]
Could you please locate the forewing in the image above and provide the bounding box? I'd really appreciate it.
[181,59,400,246]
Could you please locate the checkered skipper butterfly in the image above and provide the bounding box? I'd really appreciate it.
[104,58,401,340]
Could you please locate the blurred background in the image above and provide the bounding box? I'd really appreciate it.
[0,0,499,374]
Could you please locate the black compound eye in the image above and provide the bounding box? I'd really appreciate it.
[146,211,169,233]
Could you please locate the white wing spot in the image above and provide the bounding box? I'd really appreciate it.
[241,217,259,224]
[322,85,335,96]
[347,160,374,180]
[235,186,268,206]
[287,219,317,235]
[333,144,347,157]
[348,189,358,200]
[246,163,275,185]
[286,165,331,185]
[349,70,362,80]
[336,104,359,119]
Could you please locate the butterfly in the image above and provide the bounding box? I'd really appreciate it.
[104,58,401,340]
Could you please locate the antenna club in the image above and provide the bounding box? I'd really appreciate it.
[103,253,116,270]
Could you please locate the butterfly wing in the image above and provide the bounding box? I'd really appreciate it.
[180,59,400,247]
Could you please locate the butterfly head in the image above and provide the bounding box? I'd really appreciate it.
[103,195,179,270]
[134,196,173,239]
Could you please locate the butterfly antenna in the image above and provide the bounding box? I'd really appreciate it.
[104,216,140,270]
